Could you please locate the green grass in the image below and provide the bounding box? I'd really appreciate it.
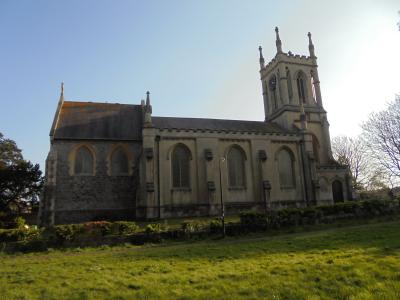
[1,221,400,300]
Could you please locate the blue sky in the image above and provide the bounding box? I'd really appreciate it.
[0,0,399,170]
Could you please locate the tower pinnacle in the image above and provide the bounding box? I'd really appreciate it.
[144,91,152,125]
[308,32,315,58]
[258,46,265,68]
[59,82,65,102]
[275,27,282,54]
[146,91,150,106]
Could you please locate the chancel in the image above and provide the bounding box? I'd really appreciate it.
[39,28,352,225]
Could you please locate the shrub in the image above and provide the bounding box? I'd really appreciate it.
[83,221,111,236]
[13,216,26,229]
[0,227,41,243]
[50,224,84,242]
[301,208,323,225]
[109,221,139,235]
[276,209,302,227]
[181,221,202,234]
[0,214,26,229]
[209,219,222,233]
[240,212,269,230]
[145,223,163,234]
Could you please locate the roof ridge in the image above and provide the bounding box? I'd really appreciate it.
[152,116,268,123]
[63,100,141,107]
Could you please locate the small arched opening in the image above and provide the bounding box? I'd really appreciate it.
[332,180,344,203]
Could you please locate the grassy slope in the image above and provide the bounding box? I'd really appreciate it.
[0,221,400,300]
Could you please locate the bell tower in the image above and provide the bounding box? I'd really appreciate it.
[259,27,333,165]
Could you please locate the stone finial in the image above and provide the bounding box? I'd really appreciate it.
[144,91,152,125]
[146,91,150,106]
[59,82,65,102]
[258,46,265,68]
[275,27,282,53]
[308,32,316,58]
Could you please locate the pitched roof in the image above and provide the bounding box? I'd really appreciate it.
[51,101,289,141]
[152,116,287,134]
[52,101,143,140]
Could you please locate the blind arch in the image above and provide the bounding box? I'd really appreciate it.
[74,146,94,175]
[111,147,129,175]
[227,146,246,188]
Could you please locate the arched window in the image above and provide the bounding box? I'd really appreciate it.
[277,148,295,188]
[286,68,293,102]
[268,75,278,109]
[296,72,307,104]
[172,144,191,188]
[227,146,246,188]
[111,147,129,175]
[74,146,94,175]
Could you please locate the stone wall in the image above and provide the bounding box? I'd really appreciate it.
[48,140,142,224]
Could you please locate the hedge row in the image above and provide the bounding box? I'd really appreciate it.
[1,199,399,252]
[240,199,400,231]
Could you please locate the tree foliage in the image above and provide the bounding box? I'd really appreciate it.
[0,132,43,213]
[331,135,368,190]
[362,96,400,180]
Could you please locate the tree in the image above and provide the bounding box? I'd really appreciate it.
[0,132,23,168]
[0,132,43,214]
[362,96,400,181]
[331,135,369,190]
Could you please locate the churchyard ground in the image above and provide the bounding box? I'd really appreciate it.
[0,220,399,299]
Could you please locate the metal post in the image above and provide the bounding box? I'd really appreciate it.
[219,157,226,238]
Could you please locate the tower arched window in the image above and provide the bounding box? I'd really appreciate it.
[277,148,295,188]
[111,147,129,175]
[74,146,94,175]
[227,146,246,188]
[172,144,191,188]
[296,72,307,104]
[268,75,278,109]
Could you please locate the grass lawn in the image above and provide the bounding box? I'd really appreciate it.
[1,221,400,299]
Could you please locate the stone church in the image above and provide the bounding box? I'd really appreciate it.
[39,28,352,226]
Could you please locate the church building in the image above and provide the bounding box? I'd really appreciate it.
[39,28,352,226]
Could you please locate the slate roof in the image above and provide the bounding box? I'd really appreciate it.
[51,101,289,141]
[152,116,287,134]
[52,101,143,140]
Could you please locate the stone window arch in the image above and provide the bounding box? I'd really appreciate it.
[227,145,246,188]
[296,71,308,104]
[276,147,295,188]
[70,145,96,176]
[171,144,191,188]
[110,147,129,175]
